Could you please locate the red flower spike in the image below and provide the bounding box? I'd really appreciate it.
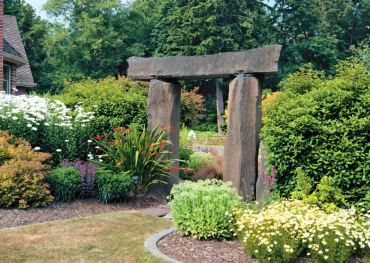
[121,127,126,132]
[105,134,109,139]
[114,127,119,134]
[96,134,102,141]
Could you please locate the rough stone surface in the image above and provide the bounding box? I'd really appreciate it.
[256,143,271,201]
[128,45,282,80]
[148,79,181,200]
[223,76,262,199]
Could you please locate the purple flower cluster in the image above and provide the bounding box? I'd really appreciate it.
[61,160,99,197]
[262,166,276,188]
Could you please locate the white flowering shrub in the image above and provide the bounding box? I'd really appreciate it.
[234,200,370,263]
[0,93,94,163]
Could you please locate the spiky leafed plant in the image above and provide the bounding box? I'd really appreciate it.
[95,125,176,193]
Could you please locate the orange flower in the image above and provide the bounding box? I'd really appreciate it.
[114,127,119,134]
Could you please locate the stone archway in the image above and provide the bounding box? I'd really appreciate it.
[127,45,282,200]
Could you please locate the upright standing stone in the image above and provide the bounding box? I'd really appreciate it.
[148,79,181,199]
[215,79,225,135]
[223,75,262,199]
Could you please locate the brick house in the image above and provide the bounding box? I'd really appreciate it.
[0,0,36,95]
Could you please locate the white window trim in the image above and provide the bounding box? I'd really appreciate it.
[3,64,11,94]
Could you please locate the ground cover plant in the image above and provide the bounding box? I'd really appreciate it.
[0,132,53,208]
[234,200,370,263]
[94,125,175,194]
[261,61,370,208]
[170,180,242,240]
[0,93,94,163]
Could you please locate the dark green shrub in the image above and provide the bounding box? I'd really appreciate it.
[169,180,242,240]
[95,168,133,203]
[46,167,81,202]
[53,77,148,135]
[261,61,370,207]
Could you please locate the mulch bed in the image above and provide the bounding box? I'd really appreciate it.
[157,231,256,263]
[0,196,162,229]
[157,231,367,263]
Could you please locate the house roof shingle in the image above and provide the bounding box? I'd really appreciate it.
[4,15,36,88]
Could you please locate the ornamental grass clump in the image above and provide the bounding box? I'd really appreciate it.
[234,200,370,263]
[170,180,242,240]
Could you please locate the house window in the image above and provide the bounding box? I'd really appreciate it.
[3,65,11,94]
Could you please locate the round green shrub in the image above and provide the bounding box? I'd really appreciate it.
[169,179,242,240]
[46,167,81,202]
[95,168,133,203]
[261,61,369,207]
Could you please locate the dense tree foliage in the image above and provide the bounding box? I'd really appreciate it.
[3,0,369,94]
[271,0,370,74]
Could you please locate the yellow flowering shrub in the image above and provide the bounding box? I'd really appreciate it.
[234,200,370,263]
[261,91,283,124]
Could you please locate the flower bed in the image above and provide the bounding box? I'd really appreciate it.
[0,93,94,163]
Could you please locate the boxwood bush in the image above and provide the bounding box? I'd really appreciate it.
[95,168,133,203]
[46,167,81,202]
[261,61,369,208]
[169,180,242,240]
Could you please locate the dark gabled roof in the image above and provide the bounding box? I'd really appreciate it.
[4,15,36,88]
[4,39,23,58]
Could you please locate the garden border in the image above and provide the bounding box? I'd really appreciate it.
[144,227,181,263]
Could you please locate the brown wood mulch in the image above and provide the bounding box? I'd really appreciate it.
[157,231,367,263]
[0,197,162,229]
[157,231,257,263]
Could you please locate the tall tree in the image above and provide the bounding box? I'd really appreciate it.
[271,0,370,74]
[42,0,133,92]
[149,0,272,56]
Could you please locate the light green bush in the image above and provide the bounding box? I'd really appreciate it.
[170,180,242,240]
[187,152,213,172]
[46,167,81,202]
[261,61,369,207]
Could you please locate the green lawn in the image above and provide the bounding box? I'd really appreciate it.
[0,211,172,263]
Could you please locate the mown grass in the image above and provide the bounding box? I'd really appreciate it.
[0,211,172,263]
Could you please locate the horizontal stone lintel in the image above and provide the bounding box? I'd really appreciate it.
[127,45,282,80]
